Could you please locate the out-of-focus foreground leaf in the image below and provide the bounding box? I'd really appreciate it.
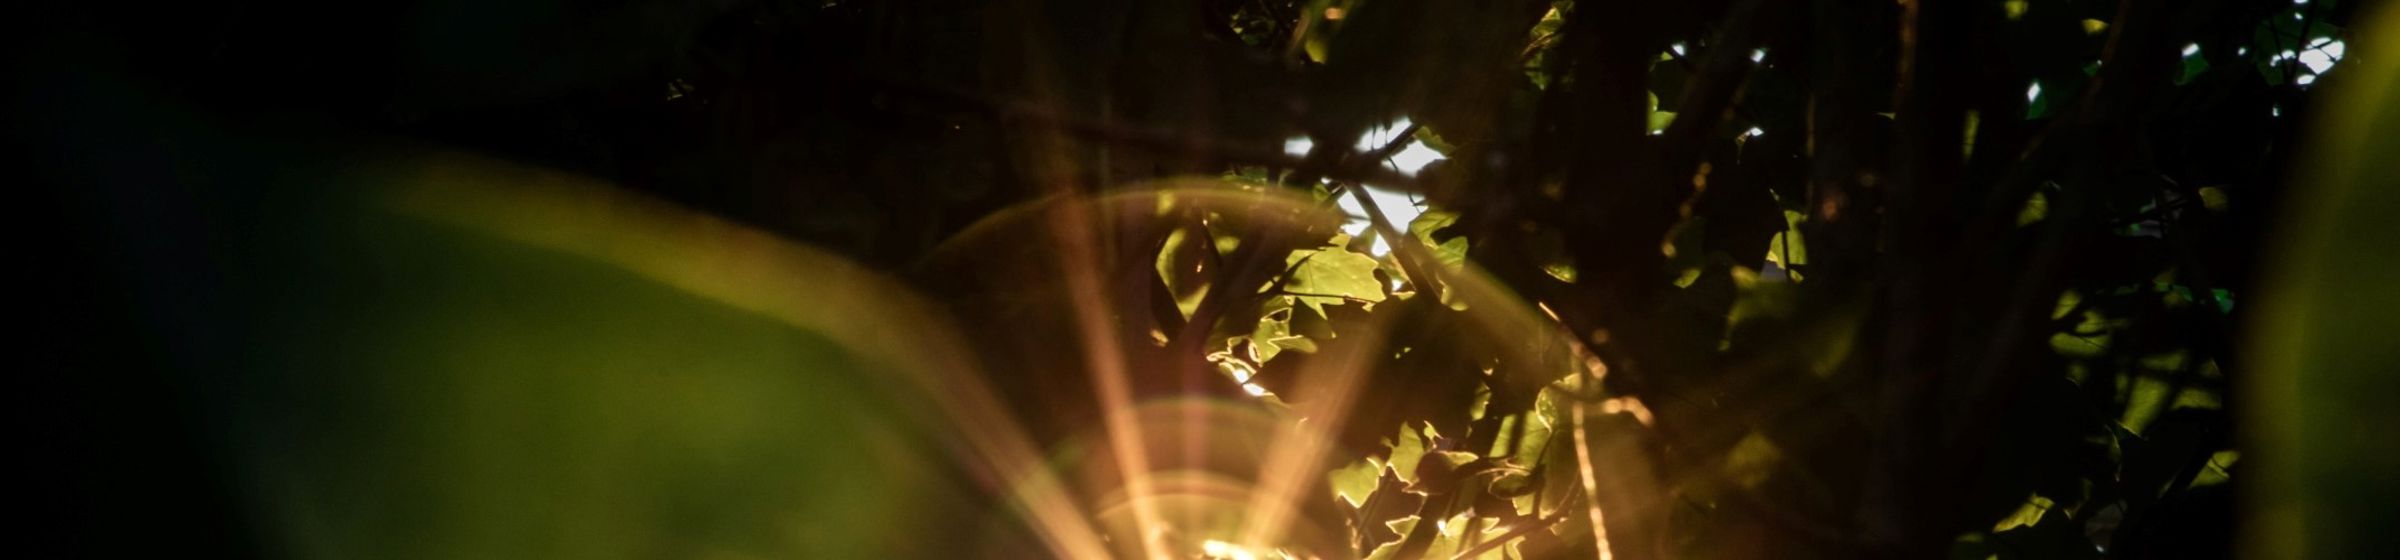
[29,89,1016,556]
[2248,3,2400,558]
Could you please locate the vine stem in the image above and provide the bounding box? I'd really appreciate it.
[1343,177,1445,302]
[1570,400,1616,560]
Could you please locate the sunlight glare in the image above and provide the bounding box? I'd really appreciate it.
[1283,136,1313,158]
[1355,118,1413,152]
[2299,41,2343,74]
[1202,539,1261,560]
[1383,141,1444,176]
[1334,185,1424,256]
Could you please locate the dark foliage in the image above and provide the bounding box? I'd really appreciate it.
[16,0,2381,558]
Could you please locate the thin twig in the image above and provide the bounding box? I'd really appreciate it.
[1569,399,1615,560]
[1268,289,1381,305]
[1345,181,1447,302]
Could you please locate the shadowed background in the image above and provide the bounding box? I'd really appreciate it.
[15,1,2397,558]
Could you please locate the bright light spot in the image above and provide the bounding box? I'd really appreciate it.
[1288,117,1449,210]
[1749,48,1767,62]
[2238,47,2248,56]
[2299,41,2343,74]
[1375,189,1422,231]
[1241,383,1271,398]
[1219,358,1256,383]
[1334,184,1425,256]
[1744,127,1765,138]
[1336,215,1372,238]
[1202,539,1261,560]
[1355,118,1415,152]
[2298,50,2334,73]
[2277,49,2298,62]
[2182,43,2200,57]
[1670,42,1686,56]
[2272,106,2281,117]
[1384,142,1443,176]
[1283,136,1313,157]
[1295,119,1450,177]
[2296,0,2307,5]
[2026,81,2043,103]
[2296,73,2317,85]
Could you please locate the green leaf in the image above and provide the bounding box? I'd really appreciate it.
[2118,373,2222,433]
[1722,431,1784,489]
[1992,494,2056,532]
[1247,297,1318,362]
[1765,209,1808,267]
[2197,186,2231,212]
[1388,422,1432,484]
[2188,450,2238,489]
[1285,246,1388,313]
[1409,210,1472,268]
[1648,110,1678,135]
[1329,457,1385,508]
[2018,191,2049,226]
[1986,508,2102,560]
[2176,51,2212,85]
[2026,80,2052,120]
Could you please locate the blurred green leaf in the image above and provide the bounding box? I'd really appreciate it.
[1285,245,1388,313]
